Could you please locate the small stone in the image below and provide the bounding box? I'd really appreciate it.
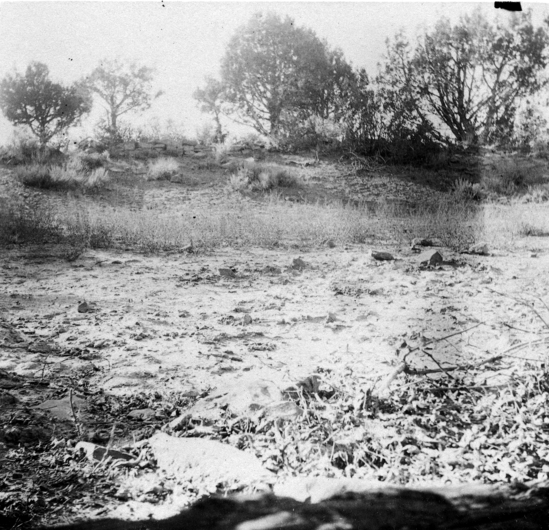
[371,251,394,261]
[77,301,92,313]
[468,242,489,255]
[219,268,236,278]
[127,408,156,420]
[417,250,443,267]
[291,258,307,270]
[243,314,253,325]
[75,442,134,463]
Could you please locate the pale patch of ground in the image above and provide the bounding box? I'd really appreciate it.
[1,241,548,400]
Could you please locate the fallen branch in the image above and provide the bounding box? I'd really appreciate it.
[69,389,82,438]
[378,324,487,395]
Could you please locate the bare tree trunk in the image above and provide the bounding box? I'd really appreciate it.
[43,480,549,530]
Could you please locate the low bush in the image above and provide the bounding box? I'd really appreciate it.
[14,153,110,190]
[229,162,301,192]
[77,151,110,171]
[518,223,549,237]
[482,158,548,197]
[13,164,54,188]
[520,184,549,204]
[450,178,483,202]
[146,157,180,180]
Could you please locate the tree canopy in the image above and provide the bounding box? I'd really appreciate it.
[0,62,91,147]
[209,12,353,140]
[411,10,549,144]
[81,59,162,141]
[193,76,227,143]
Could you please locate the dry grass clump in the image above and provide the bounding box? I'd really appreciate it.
[450,178,484,202]
[481,157,548,199]
[213,141,232,165]
[146,157,180,180]
[13,152,110,190]
[229,161,302,192]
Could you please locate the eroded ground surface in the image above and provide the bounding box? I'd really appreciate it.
[1,155,549,526]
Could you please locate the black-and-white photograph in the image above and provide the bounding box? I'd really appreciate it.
[1,2,549,528]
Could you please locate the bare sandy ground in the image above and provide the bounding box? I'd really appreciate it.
[2,237,548,401]
[1,159,549,525]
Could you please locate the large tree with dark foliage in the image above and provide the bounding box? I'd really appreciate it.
[209,12,353,140]
[412,9,549,144]
[0,62,91,147]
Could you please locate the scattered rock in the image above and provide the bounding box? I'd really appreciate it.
[417,250,443,267]
[149,432,273,485]
[75,442,134,463]
[371,251,394,261]
[34,394,89,421]
[170,377,285,426]
[284,375,321,399]
[219,268,237,279]
[410,238,442,251]
[28,340,58,354]
[0,390,17,407]
[262,265,282,275]
[468,242,490,256]
[77,301,93,314]
[0,323,26,346]
[263,401,303,421]
[326,239,336,248]
[243,314,253,325]
[127,408,156,420]
[291,258,307,270]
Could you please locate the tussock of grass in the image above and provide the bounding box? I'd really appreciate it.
[229,162,301,192]
[481,157,549,198]
[14,153,110,190]
[13,164,54,189]
[518,223,549,237]
[213,141,231,165]
[147,157,180,180]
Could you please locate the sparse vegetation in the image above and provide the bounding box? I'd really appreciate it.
[146,156,179,180]
[229,161,302,192]
[13,152,110,190]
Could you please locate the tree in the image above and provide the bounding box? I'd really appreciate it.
[0,62,91,148]
[413,10,549,144]
[193,77,227,143]
[81,59,162,141]
[217,12,354,140]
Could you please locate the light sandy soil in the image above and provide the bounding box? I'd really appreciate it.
[1,157,549,525]
[1,168,548,401]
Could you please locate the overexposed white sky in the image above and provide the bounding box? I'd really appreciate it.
[1,1,548,143]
